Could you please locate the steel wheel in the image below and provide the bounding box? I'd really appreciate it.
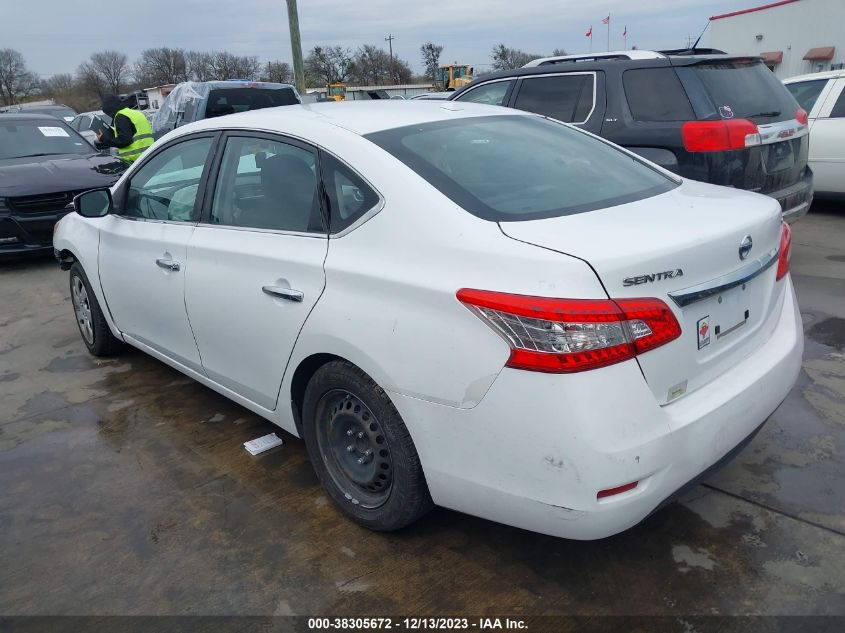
[315,389,393,509]
[71,274,94,345]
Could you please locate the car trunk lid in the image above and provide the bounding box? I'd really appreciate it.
[499,179,786,405]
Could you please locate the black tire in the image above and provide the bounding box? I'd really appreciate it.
[69,262,122,357]
[302,360,433,531]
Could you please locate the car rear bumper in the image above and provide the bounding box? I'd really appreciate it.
[771,171,813,223]
[0,208,72,259]
[391,276,803,540]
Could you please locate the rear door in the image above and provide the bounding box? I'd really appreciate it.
[507,71,606,133]
[184,133,328,410]
[805,78,845,194]
[98,134,217,372]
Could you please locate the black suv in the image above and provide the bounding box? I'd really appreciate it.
[450,50,813,221]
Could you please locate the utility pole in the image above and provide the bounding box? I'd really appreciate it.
[385,34,395,84]
[285,0,306,95]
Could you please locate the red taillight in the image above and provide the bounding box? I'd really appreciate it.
[597,481,638,499]
[776,221,792,281]
[796,108,809,125]
[682,119,761,152]
[456,289,682,374]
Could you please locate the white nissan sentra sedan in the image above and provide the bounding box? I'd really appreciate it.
[54,101,802,540]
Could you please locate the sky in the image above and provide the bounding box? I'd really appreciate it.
[3,0,753,79]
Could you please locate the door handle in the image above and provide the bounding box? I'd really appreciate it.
[155,258,181,272]
[262,285,304,302]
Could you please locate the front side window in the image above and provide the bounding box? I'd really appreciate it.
[210,136,322,233]
[367,115,677,222]
[123,136,213,221]
[455,80,514,106]
[320,153,380,233]
[513,74,595,123]
[785,79,829,114]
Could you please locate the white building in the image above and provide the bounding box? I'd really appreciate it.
[710,0,844,79]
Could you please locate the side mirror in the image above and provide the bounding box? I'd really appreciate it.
[74,188,113,218]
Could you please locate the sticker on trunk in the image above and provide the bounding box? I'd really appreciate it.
[697,316,711,349]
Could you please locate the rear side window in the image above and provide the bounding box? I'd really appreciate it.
[320,153,381,233]
[624,68,695,121]
[204,88,299,118]
[512,74,595,123]
[830,89,845,118]
[676,61,799,122]
[366,115,676,222]
[455,80,514,106]
[785,79,829,113]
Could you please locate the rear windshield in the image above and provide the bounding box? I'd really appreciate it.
[676,61,799,122]
[204,87,299,118]
[0,119,91,159]
[366,115,677,222]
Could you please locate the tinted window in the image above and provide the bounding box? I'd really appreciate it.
[455,81,513,106]
[624,68,695,121]
[786,79,829,114]
[677,61,799,122]
[210,136,322,233]
[123,137,213,221]
[830,88,845,118]
[513,74,595,123]
[204,88,299,118]
[321,153,380,233]
[0,119,91,159]
[367,116,676,222]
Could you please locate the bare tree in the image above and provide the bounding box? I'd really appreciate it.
[551,48,568,56]
[186,51,214,81]
[304,46,354,86]
[352,45,390,85]
[78,50,129,98]
[135,47,189,87]
[208,51,260,81]
[490,44,541,71]
[261,61,293,84]
[41,73,95,111]
[420,42,444,81]
[0,48,38,106]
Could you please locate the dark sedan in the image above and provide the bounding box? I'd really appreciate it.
[0,114,127,259]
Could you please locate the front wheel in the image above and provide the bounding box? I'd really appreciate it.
[69,262,122,357]
[302,360,433,531]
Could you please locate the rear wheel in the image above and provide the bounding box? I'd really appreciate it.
[69,262,122,357]
[302,360,432,531]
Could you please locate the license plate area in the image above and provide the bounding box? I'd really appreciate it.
[765,140,795,173]
[693,283,753,352]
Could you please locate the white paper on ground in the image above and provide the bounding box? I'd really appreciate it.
[244,433,283,455]
[38,126,69,137]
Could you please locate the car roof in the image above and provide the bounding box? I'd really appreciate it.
[0,113,71,122]
[784,69,845,83]
[453,54,763,92]
[181,101,523,136]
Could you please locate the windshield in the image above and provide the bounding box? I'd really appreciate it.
[204,87,300,118]
[366,115,677,222]
[0,119,92,159]
[677,61,799,122]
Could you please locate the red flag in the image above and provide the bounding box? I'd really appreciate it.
[623,26,627,36]
[602,15,610,24]
[585,26,592,37]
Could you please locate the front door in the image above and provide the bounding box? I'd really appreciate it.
[185,133,328,410]
[98,134,217,372]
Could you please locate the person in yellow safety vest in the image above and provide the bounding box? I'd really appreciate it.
[95,94,154,163]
